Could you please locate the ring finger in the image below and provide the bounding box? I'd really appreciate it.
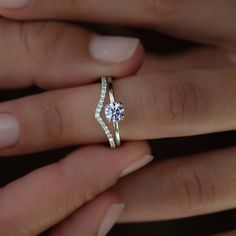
[0,69,236,155]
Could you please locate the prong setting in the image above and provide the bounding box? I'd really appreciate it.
[105,102,125,123]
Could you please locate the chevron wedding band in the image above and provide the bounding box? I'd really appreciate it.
[95,77,125,148]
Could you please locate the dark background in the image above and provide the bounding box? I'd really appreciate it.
[0,27,236,236]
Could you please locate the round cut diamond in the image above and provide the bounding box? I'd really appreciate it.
[105,102,125,123]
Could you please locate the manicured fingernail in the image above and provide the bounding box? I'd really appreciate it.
[121,155,154,177]
[0,114,19,149]
[98,203,125,236]
[0,0,29,8]
[89,35,139,63]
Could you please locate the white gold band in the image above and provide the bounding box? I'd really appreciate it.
[95,77,124,148]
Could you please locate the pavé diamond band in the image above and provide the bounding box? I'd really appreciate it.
[95,77,125,148]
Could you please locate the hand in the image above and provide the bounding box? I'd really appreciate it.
[1,0,236,49]
[2,0,236,234]
[0,142,151,235]
[0,18,154,235]
[0,19,143,153]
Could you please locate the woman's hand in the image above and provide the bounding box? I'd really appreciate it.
[0,18,143,153]
[0,19,143,91]
[1,0,236,232]
[2,0,236,235]
[0,18,152,236]
[1,0,236,49]
[0,142,152,235]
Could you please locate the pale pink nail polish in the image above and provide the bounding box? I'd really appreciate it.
[98,203,125,236]
[0,0,29,8]
[120,155,154,177]
[89,35,139,63]
[0,114,19,149]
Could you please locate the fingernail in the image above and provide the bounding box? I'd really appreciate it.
[98,203,125,236]
[0,114,19,149]
[121,155,154,177]
[0,0,29,8]
[89,35,139,63]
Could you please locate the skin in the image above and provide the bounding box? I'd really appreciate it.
[0,20,143,89]
[1,0,236,235]
[0,142,151,235]
[0,18,148,236]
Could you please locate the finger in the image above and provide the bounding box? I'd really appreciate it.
[51,192,124,236]
[113,147,236,222]
[0,19,143,89]
[1,1,236,47]
[0,141,152,235]
[0,69,236,155]
[139,48,236,74]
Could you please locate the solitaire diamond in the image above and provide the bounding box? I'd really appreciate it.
[105,102,125,123]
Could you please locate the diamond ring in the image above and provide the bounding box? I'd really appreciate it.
[95,76,125,148]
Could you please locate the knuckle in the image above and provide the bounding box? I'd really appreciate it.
[76,163,112,205]
[167,164,216,210]
[80,178,103,204]
[18,21,69,62]
[74,172,101,206]
[39,97,67,141]
[148,76,204,127]
[18,22,35,57]
[144,0,189,21]
[56,160,102,209]
[54,162,80,210]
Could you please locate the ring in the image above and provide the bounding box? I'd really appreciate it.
[95,76,125,148]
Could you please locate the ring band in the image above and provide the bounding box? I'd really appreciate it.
[95,76,125,148]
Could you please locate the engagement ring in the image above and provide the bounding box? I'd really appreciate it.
[95,77,124,148]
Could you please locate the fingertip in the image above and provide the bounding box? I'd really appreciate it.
[121,140,151,158]
[113,42,145,77]
[91,36,145,78]
[51,191,122,236]
[89,35,139,63]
